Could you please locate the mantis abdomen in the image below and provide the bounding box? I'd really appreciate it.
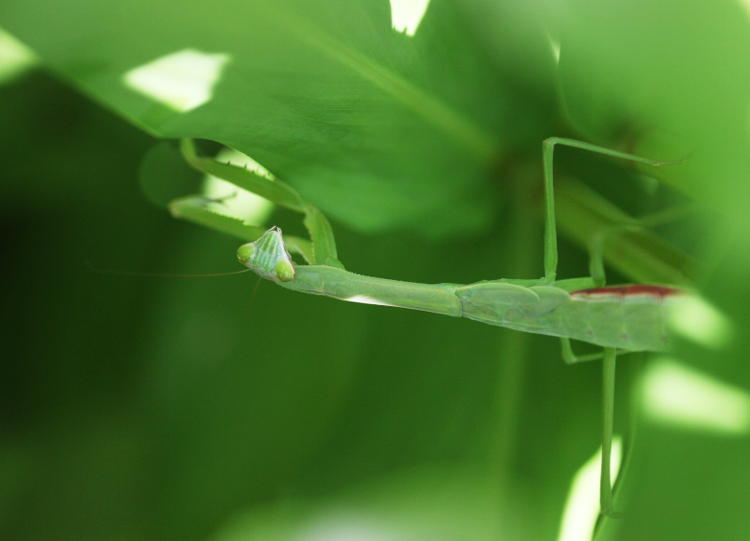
[461,283,677,351]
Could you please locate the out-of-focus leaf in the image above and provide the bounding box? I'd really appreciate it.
[210,469,521,541]
[0,27,36,84]
[556,0,750,211]
[0,0,545,236]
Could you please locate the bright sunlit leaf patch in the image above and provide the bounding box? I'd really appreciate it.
[123,49,230,112]
[0,29,36,83]
[641,358,750,435]
[389,0,431,36]
[300,511,395,541]
[547,35,561,64]
[201,148,274,225]
[668,295,732,349]
[557,439,622,541]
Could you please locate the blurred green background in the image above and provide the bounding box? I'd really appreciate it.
[1,1,749,540]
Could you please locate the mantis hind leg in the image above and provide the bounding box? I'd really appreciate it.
[561,338,632,365]
[560,342,623,516]
[562,338,605,364]
[600,347,621,518]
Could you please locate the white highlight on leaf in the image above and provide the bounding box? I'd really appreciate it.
[0,29,36,83]
[389,0,431,36]
[123,49,230,112]
[300,511,395,541]
[547,35,561,64]
[641,358,750,435]
[557,439,622,541]
[202,148,274,225]
[344,295,396,308]
[668,295,732,348]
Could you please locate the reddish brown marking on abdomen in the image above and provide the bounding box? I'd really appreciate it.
[571,284,680,298]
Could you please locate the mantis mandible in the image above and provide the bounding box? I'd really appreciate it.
[172,137,683,517]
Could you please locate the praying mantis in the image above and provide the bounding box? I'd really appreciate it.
[172,137,685,517]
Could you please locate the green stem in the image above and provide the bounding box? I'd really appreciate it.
[488,173,536,529]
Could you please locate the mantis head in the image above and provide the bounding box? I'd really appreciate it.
[236,226,296,282]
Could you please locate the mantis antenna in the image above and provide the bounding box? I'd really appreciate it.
[87,262,253,278]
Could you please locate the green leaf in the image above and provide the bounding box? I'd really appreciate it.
[0,0,522,235]
[556,0,750,211]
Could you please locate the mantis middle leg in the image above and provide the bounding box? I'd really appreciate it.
[541,137,668,283]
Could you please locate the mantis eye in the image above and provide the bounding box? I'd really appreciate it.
[275,260,295,282]
[236,243,255,267]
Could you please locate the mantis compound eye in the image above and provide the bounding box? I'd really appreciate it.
[274,259,295,282]
[236,243,255,267]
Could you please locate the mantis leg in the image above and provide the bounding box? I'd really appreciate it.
[561,342,622,516]
[561,338,632,365]
[177,139,342,267]
[600,346,619,518]
[561,338,605,364]
[541,137,668,283]
[169,195,316,262]
[587,205,694,287]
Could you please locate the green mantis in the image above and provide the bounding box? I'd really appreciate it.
[172,137,682,517]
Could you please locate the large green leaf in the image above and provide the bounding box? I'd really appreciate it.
[0,0,540,235]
